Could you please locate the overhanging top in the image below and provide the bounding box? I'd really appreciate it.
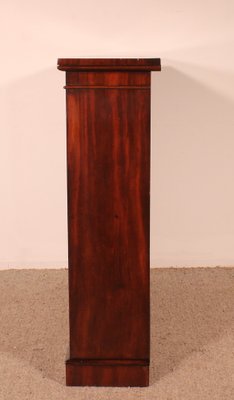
[57,58,161,72]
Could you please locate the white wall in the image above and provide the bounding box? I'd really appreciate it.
[1,0,234,268]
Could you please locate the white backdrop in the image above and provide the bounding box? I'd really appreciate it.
[1,0,234,268]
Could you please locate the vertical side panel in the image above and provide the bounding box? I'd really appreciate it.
[66,87,150,360]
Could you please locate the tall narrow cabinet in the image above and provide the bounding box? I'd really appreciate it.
[57,58,161,387]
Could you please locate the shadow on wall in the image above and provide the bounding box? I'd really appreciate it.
[1,69,67,266]
[0,268,233,387]
[2,65,234,267]
[151,66,234,266]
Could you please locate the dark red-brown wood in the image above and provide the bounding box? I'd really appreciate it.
[58,58,161,71]
[58,58,161,387]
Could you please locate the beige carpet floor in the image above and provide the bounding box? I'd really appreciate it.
[0,268,233,400]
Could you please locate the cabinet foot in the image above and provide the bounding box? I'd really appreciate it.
[66,359,149,387]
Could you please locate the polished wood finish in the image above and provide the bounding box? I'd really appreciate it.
[58,58,161,71]
[58,58,161,387]
[66,360,149,387]
[65,71,150,86]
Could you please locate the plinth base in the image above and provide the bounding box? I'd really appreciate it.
[66,359,149,387]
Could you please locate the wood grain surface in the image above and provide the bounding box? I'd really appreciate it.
[58,58,161,71]
[58,59,161,386]
[67,84,150,359]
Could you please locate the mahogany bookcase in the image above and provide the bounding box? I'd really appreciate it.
[57,58,161,387]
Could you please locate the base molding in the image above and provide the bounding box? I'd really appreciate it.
[66,358,149,387]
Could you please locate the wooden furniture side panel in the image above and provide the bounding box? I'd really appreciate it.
[66,85,150,360]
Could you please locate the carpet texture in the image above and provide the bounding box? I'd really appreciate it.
[0,268,233,399]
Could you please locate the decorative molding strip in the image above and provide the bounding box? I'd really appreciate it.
[64,85,150,89]
[67,358,149,366]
